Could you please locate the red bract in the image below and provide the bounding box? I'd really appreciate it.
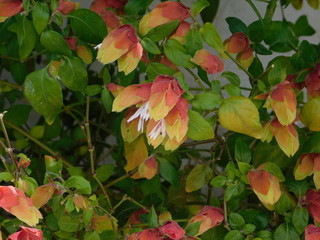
[169,21,191,44]
[7,226,43,240]
[191,49,224,74]
[97,24,143,75]
[159,221,185,240]
[58,0,78,15]
[0,0,23,22]
[305,225,320,240]
[305,65,320,97]
[224,32,250,53]
[304,190,320,224]
[64,37,77,50]
[285,74,304,90]
[188,206,224,235]
[90,0,127,12]
[0,186,42,226]
[139,1,190,35]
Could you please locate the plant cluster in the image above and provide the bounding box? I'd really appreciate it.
[0,0,320,239]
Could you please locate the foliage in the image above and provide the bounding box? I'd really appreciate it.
[0,0,320,239]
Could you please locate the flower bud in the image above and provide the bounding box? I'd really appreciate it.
[191,49,224,74]
[17,154,31,169]
[294,154,314,181]
[248,168,281,210]
[158,211,172,224]
[236,48,254,68]
[224,32,250,53]
[138,156,158,180]
[187,206,224,236]
[159,221,185,240]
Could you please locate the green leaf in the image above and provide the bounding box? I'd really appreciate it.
[263,21,297,52]
[158,158,179,187]
[256,230,273,240]
[259,162,285,182]
[292,207,308,235]
[85,231,100,240]
[210,175,227,187]
[164,39,195,68]
[16,16,37,60]
[237,162,252,175]
[300,40,318,66]
[40,30,72,56]
[226,17,248,34]
[224,230,244,240]
[253,43,272,55]
[174,71,189,91]
[249,57,263,78]
[24,68,63,124]
[221,71,241,86]
[101,87,113,113]
[243,224,256,235]
[200,0,220,23]
[248,20,264,43]
[185,29,203,55]
[274,193,294,214]
[293,15,315,37]
[224,84,241,97]
[268,60,283,85]
[0,172,14,182]
[58,216,80,232]
[229,213,245,230]
[146,62,175,80]
[96,164,114,182]
[58,56,88,91]
[148,206,158,227]
[302,133,320,153]
[84,85,102,96]
[185,164,213,192]
[235,138,252,163]
[65,176,92,194]
[68,9,107,44]
[192,92,221,110]
[4,104,32,126]
[32,2,50,34]
[187,110,214,141]
[124,0,152,15]
[200,22,225,57]
[146,20,180,42]
[286,179,308,198]
[141,38,161,54]
[274,223,299,240]
[226,162,237,180]
[225,182,245,201]
[191,0,210,16]
[185,221,202,236]
[83,208,94,227]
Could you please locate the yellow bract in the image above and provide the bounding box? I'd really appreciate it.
[301,96,320,131]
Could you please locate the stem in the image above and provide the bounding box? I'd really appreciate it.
[84,96,95,175]
[105,168,138,189]
[223,195,231,231]
[185,68,207,91]
[0,55,21,62]
[93,174,112,210]
[182,139,217,147]
[0,80,23,91]
[245,0,264,25]
[4,119,73,168]
[264,0,277,20]
[224,51,254,82]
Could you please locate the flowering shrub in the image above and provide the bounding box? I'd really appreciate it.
[0,0,320,239]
